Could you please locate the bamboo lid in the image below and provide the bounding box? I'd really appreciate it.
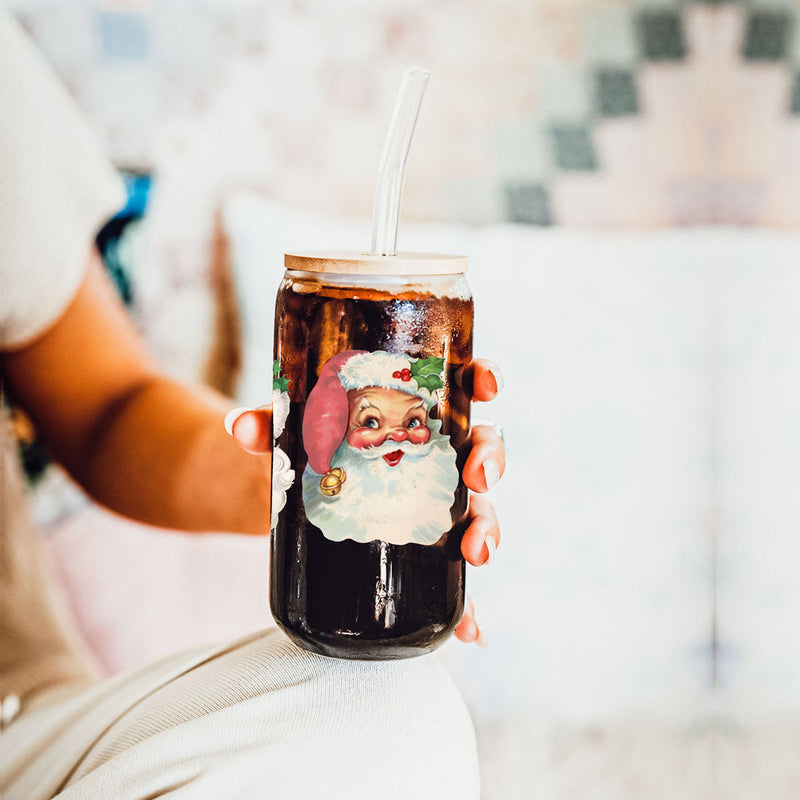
[284,251,468,276]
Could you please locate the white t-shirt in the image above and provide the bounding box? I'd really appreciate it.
[0,10,124,349]
[0,9,124,704]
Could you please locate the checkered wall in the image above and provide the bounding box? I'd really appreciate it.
[11,0,800,227]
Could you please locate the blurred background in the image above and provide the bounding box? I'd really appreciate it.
[9,0,800,796]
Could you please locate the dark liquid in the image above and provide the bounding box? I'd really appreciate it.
[271,275,473,659]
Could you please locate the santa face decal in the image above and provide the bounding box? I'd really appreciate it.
[346,387,432,454]
[300,350,459,546]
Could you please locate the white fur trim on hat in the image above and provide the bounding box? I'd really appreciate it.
[338,351,433,402]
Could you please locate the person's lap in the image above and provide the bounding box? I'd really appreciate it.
[1,628,479,800]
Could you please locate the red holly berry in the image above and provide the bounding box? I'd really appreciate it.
[392,371,401,379]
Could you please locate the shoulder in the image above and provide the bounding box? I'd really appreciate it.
[0,11,124,349]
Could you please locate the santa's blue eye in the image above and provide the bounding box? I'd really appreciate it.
[407,419,420,428]
[364,417,379,429]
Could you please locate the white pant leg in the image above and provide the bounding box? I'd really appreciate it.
[1,637,238,800]
[3,629,479,800]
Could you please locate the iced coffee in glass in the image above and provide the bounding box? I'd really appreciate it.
[270,252,473,659]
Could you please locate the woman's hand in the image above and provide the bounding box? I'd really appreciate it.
[452,359,505,645]
[225,358,505,646]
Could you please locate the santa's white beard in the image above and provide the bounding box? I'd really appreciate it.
[302,429,459,546]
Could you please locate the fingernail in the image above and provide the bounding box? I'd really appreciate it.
[484,536,496,565]
[487,361,504,394]
[1,693,21,726]
[483,459,500,491]
[475,625,488,648]
[224,407,252,436]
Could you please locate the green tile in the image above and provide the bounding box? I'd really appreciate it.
[538,62,591,122]
[636,10,687,61]
[549,124,598,171]
[790,71,800,114]
[442,178,505,226]
[493,116,551,180]
[633,0,683,10]
[742,11,792,60]
[594,68,639,117]
[584,8,638,66]
[504,183,553,226]
[746,0,796,8]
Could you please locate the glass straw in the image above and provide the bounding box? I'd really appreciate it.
[370,66,431,257]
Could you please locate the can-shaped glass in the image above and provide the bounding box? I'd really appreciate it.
[270,251,473,659]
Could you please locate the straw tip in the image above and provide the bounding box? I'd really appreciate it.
[406,66,431,81]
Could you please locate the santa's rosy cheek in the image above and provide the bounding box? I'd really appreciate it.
[408,426,431,444]
[347,428,381,449]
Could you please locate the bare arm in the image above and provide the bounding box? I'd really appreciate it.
[3,253,271,535]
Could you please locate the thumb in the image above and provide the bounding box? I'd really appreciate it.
[224,405,273,454]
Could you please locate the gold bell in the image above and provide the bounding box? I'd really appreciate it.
[319,467,346,497]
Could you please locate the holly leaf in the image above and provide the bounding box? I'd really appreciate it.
[410,356,445,392]
[273,359,290,393]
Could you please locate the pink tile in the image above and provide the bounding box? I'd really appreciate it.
[552,173,668,228]
[664,180,764,226]
[593,118,653,176]
[684,3,745,66]
[714,65,792,179]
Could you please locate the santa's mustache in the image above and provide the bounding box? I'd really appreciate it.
[348,435,435,461]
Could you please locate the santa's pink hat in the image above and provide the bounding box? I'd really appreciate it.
[302,350,432,475]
